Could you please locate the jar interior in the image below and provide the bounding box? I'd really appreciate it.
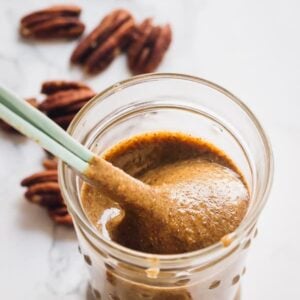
[61,74,272,258]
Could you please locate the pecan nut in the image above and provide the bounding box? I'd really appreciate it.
[21,168,72,226]
[127,19,172,74]
[21,169,58,186]
[71,9,135,74]
[21,170,62,208]
[39,89,95,112]
[0,98,38,134]
[41,80,90,95]
[38,80,95,129]
[20,5,85,39]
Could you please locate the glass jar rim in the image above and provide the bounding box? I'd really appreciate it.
[58,73,273,265]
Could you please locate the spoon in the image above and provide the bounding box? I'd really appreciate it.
[0,85,248,254]
[0,85,186,250]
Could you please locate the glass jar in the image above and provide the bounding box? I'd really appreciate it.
[59,73,273,300]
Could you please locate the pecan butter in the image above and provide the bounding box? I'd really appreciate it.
[81,131,249,255]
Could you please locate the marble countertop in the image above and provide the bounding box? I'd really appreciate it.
[0,0,299,299]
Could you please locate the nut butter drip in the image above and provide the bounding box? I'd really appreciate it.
[82,132,249,254]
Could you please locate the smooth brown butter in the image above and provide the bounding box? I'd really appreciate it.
[81,131,249,254]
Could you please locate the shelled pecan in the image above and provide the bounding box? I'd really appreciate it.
[41,80,90,95]
[21,170,62,207]
[0,98,38,134]
[21,168,72,226]
[71,9,135,74]
[20,5,85,39]
[127,19,172,74]
[38,80,96,129]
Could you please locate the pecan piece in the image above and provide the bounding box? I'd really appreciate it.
[47,100,87,129]
[21,168,72,226]
[39,89,95,112]
[48,206,73,226]
[24,182,62,207]
[20,5,85,39]
[71,9,135,74]
[38,82,95,129]
[41,80,91,95]
[127,19,172,74]
[21,169,58,186]
[0,98,37,134]
[21,5,82,25]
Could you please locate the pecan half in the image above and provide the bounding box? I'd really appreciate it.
[0,98,38,134]
[127,19,172,74]
[21,168,72,226]
[39,81,95,129]
[21,5,82,25]
[71,9,135,74]
[21,169,58,186]
[41,80,91,95]
[24,180,62,208]
[39,89,95,112]
[20,5,85,39]
[21,170,63,207]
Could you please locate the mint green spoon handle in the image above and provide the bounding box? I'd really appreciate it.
[0,84,93,173]
[0,84,93,163]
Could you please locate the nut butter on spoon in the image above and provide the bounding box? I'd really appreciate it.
[0,84,249,254]
[83,132,249,254]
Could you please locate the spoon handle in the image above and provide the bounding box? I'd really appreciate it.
[0,101,88,173]
[0,84,93,163]
[0,84,160,210]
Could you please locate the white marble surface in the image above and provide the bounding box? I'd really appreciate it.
[0,0,299,299]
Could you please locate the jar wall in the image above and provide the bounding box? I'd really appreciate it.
[76,223,257,300]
